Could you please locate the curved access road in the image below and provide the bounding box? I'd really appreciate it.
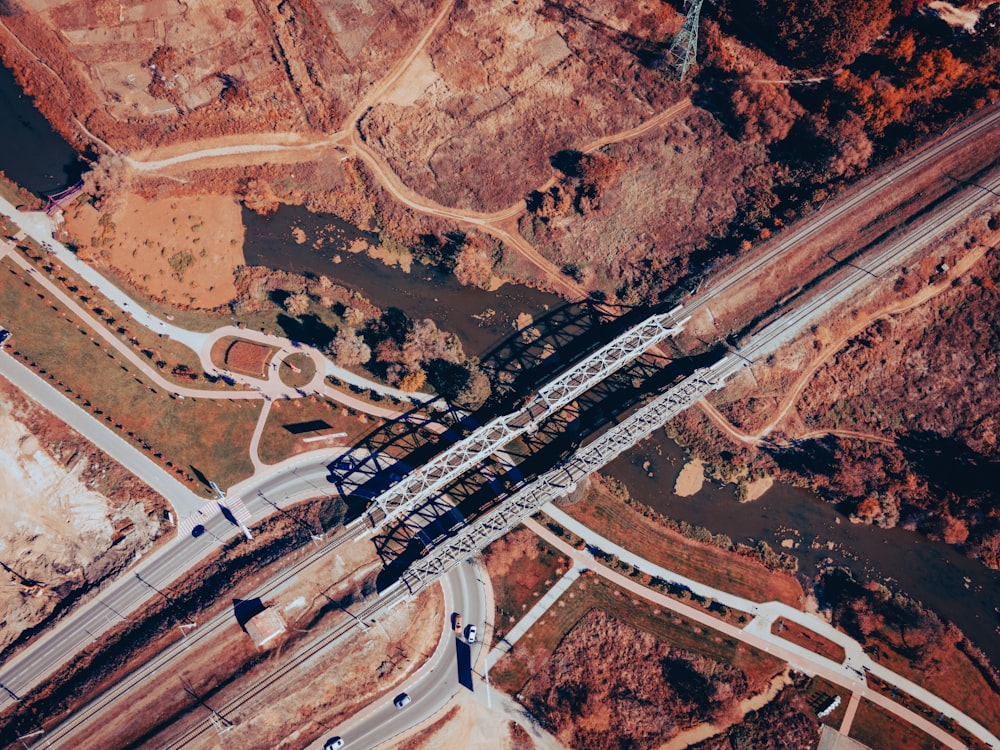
[306,561,488,750]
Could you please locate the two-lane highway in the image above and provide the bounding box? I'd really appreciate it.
[307,561,489,750]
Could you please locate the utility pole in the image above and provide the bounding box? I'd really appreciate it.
[663,0,706,81]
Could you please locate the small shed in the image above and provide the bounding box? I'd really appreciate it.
[245,607,287,648]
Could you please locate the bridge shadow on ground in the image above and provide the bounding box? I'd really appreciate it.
[329,300,655,524]
[371,344,726,591]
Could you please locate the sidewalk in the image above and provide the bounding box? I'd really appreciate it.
[488,564,581,663]
[528,508,998,749]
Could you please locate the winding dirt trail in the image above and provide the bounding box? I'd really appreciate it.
[696,241,992,447]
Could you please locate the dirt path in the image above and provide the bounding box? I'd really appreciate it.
[343,0,457,128]
[697,240,992,447]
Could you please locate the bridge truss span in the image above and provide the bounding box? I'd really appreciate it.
[368,307,689,532]
[401,364,729,593]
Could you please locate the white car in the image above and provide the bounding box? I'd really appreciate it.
[466,624,477,644]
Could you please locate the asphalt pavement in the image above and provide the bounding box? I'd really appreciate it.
[309,562,488,750]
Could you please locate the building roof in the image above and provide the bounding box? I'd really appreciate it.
[245,607,286,648]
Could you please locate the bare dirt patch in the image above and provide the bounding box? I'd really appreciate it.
[674,459,705,497]
[0,379,166,660]
[359,0,683,211]
[387,690,561,750]
[61,192,244,309]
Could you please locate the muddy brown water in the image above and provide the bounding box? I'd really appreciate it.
[242,204,564,357]
[0,62,85,196]
[607,430,1000,666]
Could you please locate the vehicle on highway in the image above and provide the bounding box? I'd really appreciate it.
[466,624,477,644]
[324,737,344,750]
[393,693,411,709]
[452,612,462,631]
[0,329,9,345]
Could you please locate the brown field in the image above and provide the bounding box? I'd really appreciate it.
[492,574,784,698]
[520,105,761,298]
[257,396,377,465]
[481,525,570,646]
[772,618,846,664]
[61,192,245,309]
[849,700,944,750]
[519,608,753,749]
[225,339,276,376]
[561,483,804,607]
[0,257,259,489]
[359,0,684,211]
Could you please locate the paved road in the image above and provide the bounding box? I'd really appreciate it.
[306,561,488,750]
[0,449,363,714]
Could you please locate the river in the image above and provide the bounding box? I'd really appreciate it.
[0,62,84,195]
[606,431,1000,665]
[243,204,563,357]
[2,58,998,668]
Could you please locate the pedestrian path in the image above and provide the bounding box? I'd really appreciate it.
[177,496,252,536]
[488,563,580,663]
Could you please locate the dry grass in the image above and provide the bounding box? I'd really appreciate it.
[482,525,570,646]
[225,339,276,376]
[257,396,377,465]
[865,666,995,745]
[491,574,784,697]
[16,242,237,391]
[772,618,846,664]
[849,699,942,750]
[278,351,315,388]
[562,485,804,607]
[0,257,259,489]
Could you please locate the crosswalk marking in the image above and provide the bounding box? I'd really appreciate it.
[177,496,251,536]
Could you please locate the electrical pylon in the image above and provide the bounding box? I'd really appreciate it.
[663,0,706,81]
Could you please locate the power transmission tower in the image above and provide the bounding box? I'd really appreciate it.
[663,0,706,81]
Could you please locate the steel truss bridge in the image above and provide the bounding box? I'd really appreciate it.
[366,305,688,532]
[391,162,1000,594]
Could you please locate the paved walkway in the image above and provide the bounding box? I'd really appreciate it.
[529,507,999,750]
[488,564,581,663]
[0,195,435,407]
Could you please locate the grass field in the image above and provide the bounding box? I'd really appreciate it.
[562,485,804,607]
[482,526,570,646]
[772,618,846,663]
[849,700,942,750]
[0,257,260,490]
[279,352,316,388]
[257,396,376,465]
[491,573,784,696]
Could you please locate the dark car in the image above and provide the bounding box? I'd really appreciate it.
[323,737,344,750]
[0,329,9,344]
[393,693,411,709]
